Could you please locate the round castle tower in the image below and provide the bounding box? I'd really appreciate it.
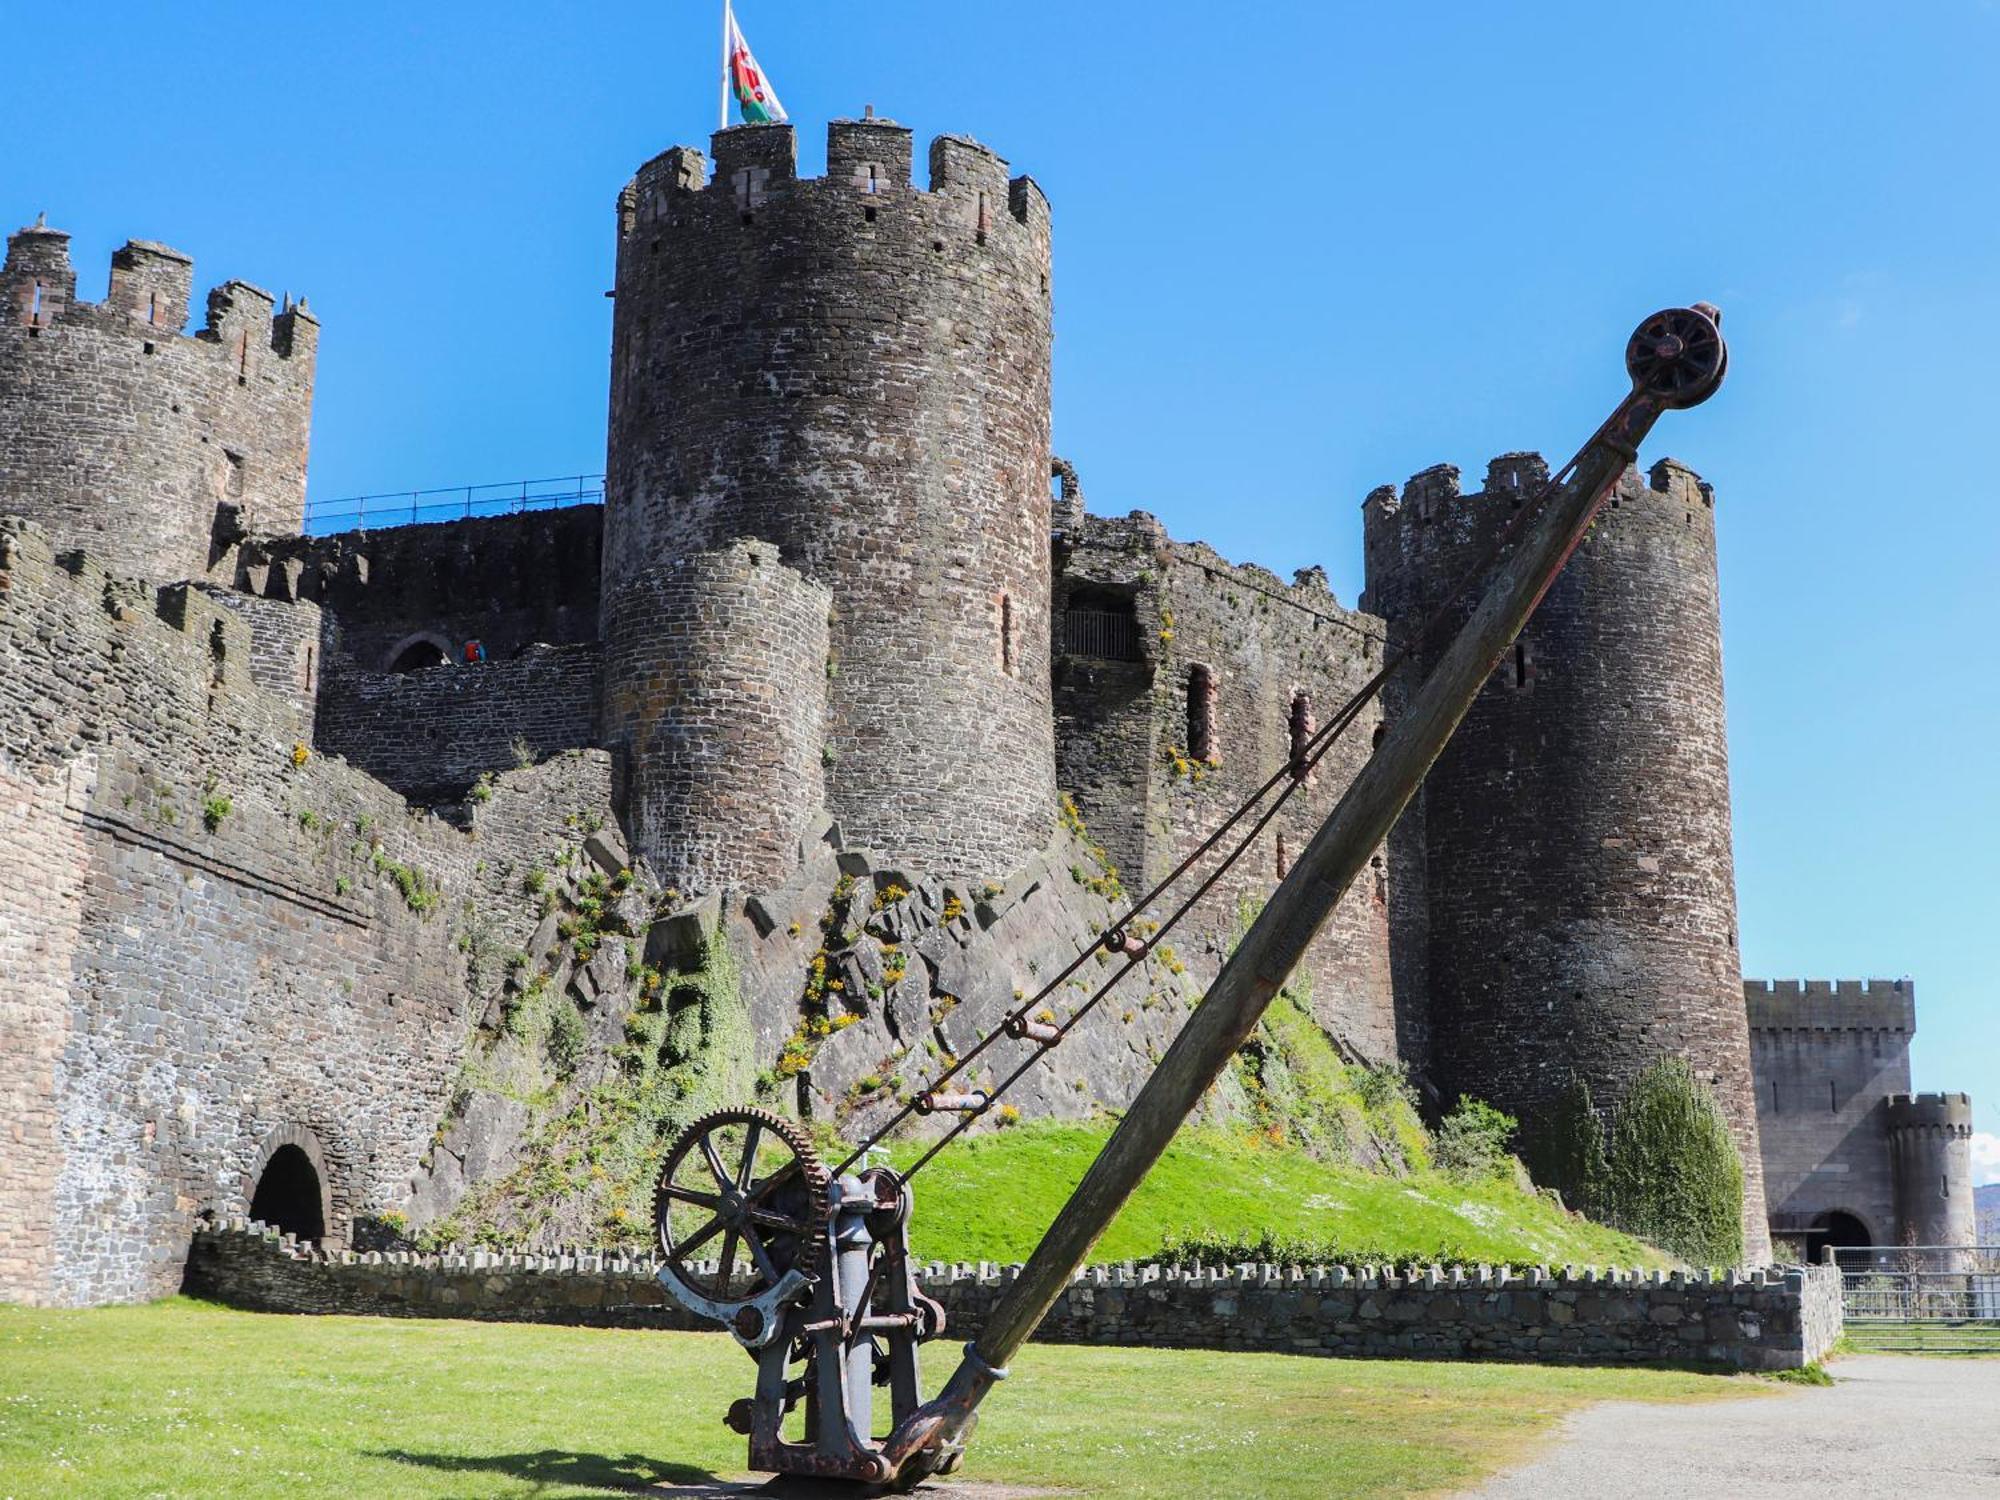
[602,539,831,895]
[1363,453,1770,1262]
[1886,1092,1977,1252]
[0,219,317,584]
[602,118,1057,885]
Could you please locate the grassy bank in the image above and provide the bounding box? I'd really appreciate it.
[0,1300,1753,1499]
[886,1121,1673,1269]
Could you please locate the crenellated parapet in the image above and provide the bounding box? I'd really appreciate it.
[1745,978,1915,1035]
[0,217,317,586]
[1886,1091,1975,1140]
[1360,452,1711,627]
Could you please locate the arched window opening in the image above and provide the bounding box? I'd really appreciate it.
[1187,663,1219,765]
[1061,587,1139,662]
[250,1144,326,1243]
[386,636,451,673]
[999,592,1016,677]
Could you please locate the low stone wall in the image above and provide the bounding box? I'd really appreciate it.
[185,1224,1841,1371]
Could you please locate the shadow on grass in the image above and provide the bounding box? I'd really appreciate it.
[373,1447,727,1493]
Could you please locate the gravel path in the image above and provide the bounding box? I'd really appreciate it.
[1467,1355,2000,1497]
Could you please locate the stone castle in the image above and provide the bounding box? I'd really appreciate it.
[0,115,1976,1305]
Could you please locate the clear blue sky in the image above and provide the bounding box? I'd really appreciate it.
[8,1,1994,1174]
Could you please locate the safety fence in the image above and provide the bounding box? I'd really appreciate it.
[302,474,604,535]
[1832,1245,2000,1353]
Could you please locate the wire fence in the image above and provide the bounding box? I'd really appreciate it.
[1833,1244,2000,1353]
[302,474,605,535]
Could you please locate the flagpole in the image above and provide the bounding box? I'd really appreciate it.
[719,0,730,129]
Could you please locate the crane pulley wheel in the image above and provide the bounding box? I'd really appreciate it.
[1625,304,1727,408]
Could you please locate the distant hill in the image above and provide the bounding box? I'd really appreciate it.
[1979,1182,2000,1243]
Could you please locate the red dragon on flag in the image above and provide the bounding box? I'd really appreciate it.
[725,2,786,125]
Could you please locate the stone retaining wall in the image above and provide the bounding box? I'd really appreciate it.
[185,1223,1840,1372]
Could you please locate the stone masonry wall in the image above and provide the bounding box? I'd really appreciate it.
[1747,979,1913,1248]
[1363,455,1769,1260]
[186,1223,1841,1372]
[315,643,602,804]
[237,506,604,669]
[201,586,324,738]
[605,120,1056,882]
[1053,509,1401,1063]
[602,540,829,894]
[0,514,485,1304]
[0,222,316,583]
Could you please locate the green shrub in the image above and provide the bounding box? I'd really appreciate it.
[1529,1073,1611,1218]
[1603,1057,1744,1265]
[546,999,585,1075]
[1433,1096,1517,1179]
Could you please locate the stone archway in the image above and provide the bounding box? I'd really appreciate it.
[1804,1209,1873,1266]
[383,630,454,672]
[244,1125,337,1246]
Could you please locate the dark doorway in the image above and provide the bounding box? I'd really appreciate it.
[250,1144,326,1242]
[1804,1210,1871,1266]
[387,638,449,673]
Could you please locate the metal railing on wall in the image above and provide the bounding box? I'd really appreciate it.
[302,474,605,535]
[1061,605,1142,662]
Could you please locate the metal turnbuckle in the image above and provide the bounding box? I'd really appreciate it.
[1100,929,1149,959]
[914,1090,989,1116]
[1003,1014,1061,1046]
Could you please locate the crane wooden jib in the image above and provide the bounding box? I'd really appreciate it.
[649,305,1730,1489]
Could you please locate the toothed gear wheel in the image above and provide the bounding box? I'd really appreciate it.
[654,1107,829,1300]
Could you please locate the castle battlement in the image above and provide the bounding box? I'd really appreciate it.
[620,118,1049,254]
[1744,978,1915,1034]
[1885,1092,1975,1135]
[0,217,318,583]
[1361,452,1709,529]
[2,515,264,707]
[3,222,316,363]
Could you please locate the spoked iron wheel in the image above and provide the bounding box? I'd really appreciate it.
[1625,304,1727,409]
[654,1107,828,1300]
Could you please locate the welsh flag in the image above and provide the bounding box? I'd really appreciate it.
[726,2,786,124]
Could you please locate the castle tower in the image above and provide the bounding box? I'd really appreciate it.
[1363,453,1771,1262]
[1886,1092,1977,1253]
[601,540,831,895]
[602,119,1056,884]
[0,219,317,583]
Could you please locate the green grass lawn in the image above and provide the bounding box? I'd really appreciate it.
[0,1300,1757,1499]
[887,1122,1671,1270]
[1843,1322,2000,1354]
